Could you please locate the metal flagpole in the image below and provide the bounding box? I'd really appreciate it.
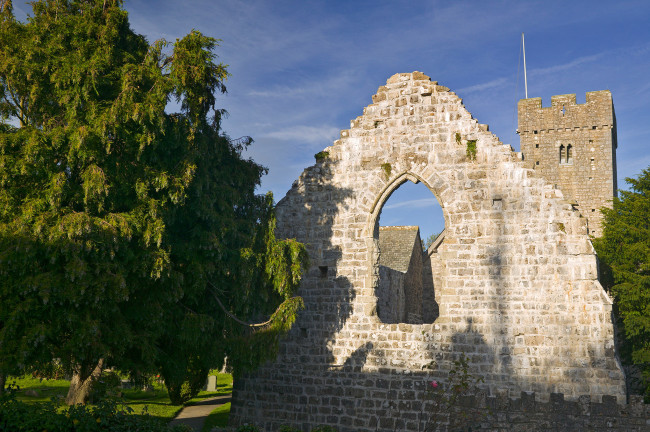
[522,32,528,99]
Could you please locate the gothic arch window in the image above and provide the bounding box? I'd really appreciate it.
[559,145,565,164]
[371,175,443,324]
[566,144,573,164]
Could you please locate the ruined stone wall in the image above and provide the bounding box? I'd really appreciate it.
[403,230,423,323]
[377,266,405,323]
[518,91,617,237]
[232,369,649,431]
[230,72,629,431]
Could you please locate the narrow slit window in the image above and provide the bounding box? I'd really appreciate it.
[559,145,565,164]
[566,144,573,163]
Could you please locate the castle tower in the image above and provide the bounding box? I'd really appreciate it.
[518,91,617,237]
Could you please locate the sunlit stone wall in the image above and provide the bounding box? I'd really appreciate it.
[229,72,628,432]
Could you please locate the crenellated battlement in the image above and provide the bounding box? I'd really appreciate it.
[518,91,614,135]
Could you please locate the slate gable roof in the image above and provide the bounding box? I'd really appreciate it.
[378,226,420,273]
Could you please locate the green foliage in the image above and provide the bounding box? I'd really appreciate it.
[0,385,190,432]
[423,353,486,432]
[455,132,462,145]
[0,0,307,405]
[203,402,231,431]
[466,139,477,161]
[11,371,233,420]
[422,231,442,251]
[314,151,329,162]
[90,370,122,402]
[164,361,208,406]
[380,162,391,179]
[593,167,650,398]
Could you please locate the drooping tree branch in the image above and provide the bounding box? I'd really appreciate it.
[207,281,273,328]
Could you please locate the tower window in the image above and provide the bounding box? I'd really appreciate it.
[561,105,566,116]
[535,144,539,148]
[536,161,539,165]
[559,144,573,164]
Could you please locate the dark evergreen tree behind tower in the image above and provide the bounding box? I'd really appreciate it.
[0,0,307,405]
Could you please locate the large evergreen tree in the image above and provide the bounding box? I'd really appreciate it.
[593,168,650,397]
[0,0,307,404]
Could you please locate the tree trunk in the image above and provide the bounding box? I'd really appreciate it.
[65,359,104,405]
[0,371,5,395]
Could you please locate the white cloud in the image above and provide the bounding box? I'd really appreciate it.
[457,77,509,95]
[262,125,339,144]
[247,71,360,99]
[530,53,604,76]
[383,198,441,211]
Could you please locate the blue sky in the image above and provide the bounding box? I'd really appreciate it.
[14,1,650,240]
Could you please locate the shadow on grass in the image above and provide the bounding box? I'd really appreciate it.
[202,402,230,432]
[7,373,234,424]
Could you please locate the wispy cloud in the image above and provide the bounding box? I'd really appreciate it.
[530,53,604,76]
[457,77,509,95]
[262,125,339,144]
[384,198,441,211]
[248,71,360,99]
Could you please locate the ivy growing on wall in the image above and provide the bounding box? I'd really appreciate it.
[466,140,477,161]
[381,163,392,179]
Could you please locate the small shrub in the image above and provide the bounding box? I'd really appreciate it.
[422,353,486,432]
[455,132,462,145]
[164,366,209,405]
[90,370,122,401]
[314,151,329,163]
[279,426,301,432]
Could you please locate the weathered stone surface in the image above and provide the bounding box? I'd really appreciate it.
[229,72,638,431]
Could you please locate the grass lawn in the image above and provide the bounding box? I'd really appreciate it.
[7,372,234,423]
[202,402,231,432]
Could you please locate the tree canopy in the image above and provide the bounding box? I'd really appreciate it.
[0,0,307,405]
[593,167,650,398]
